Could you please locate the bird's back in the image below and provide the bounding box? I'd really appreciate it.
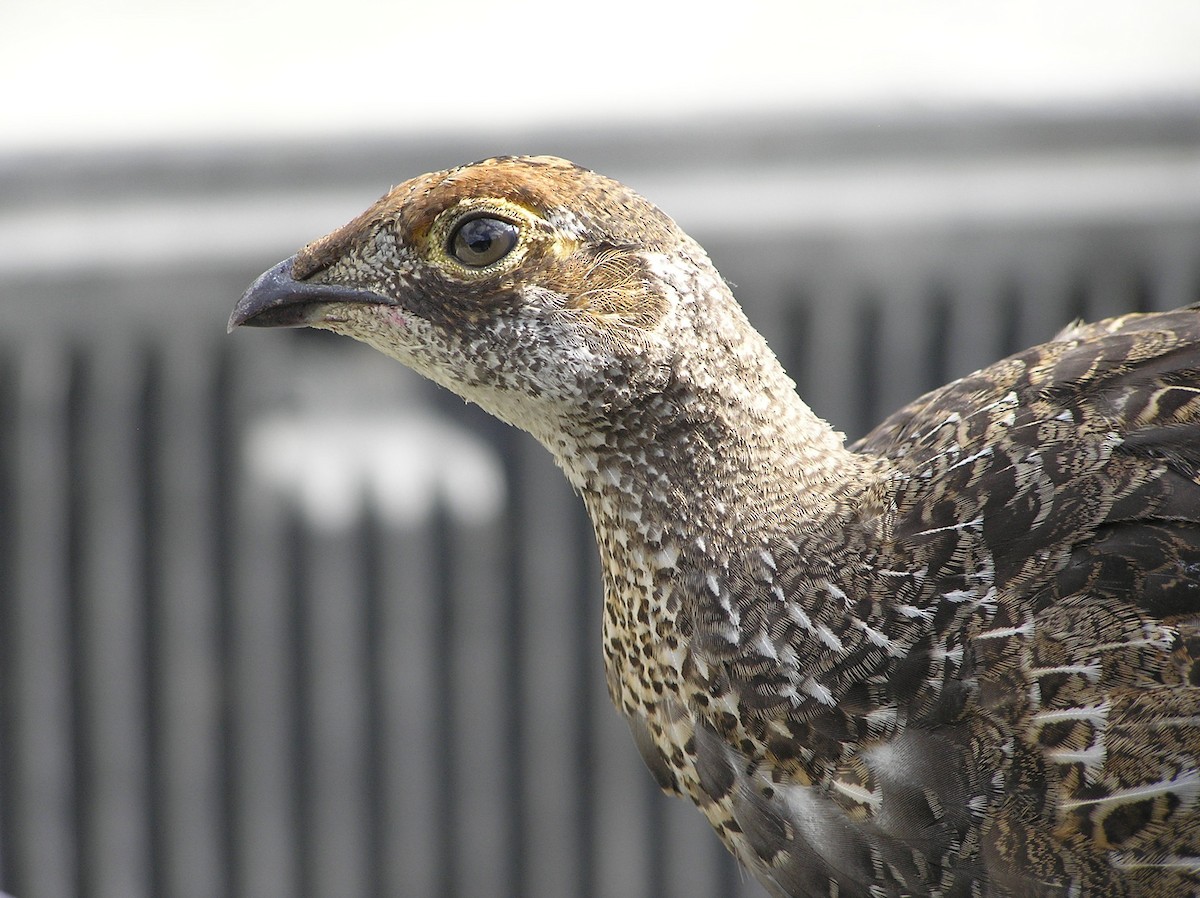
[835,304,1200,896]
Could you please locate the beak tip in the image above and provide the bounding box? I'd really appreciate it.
[228,255,306,332]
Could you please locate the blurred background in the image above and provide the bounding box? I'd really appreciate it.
[2,2,1200,897]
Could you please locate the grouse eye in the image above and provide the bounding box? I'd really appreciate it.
[449,216,519,268]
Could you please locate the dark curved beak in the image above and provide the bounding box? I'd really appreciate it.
[228,255,393,333]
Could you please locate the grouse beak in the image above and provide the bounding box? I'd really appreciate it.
[228,255,394,333]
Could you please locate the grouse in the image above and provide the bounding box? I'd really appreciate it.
[230,156,1200,897]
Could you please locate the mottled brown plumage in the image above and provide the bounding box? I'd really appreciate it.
[230,156,1200,897]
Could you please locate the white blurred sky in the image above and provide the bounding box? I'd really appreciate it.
[3,0,1200,153]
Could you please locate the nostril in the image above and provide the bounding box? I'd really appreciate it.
[291,250,334,282]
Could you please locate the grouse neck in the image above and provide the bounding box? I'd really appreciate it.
[552,375,876,560]
[545,372,884,721]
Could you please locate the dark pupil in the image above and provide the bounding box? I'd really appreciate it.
[464,221,496,254]
[452,217,518,266]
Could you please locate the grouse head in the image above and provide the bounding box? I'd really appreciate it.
[229,156,806,456]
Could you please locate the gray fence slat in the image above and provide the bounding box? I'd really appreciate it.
[1087,251,1149,321]
[941,272,1016,386]
[871,277,932,420]
[802,279,864,437]
[228,486,300,898]
[74,339,152,898]
[591,707,658,898]
[444,515,516,897]
[142,334,228,898]
[1014,257,1080,351]
[660,797,729,898]
[372,521,441,898]
[11,339,77,898]
[513,437,589,898]
[1153,231,1200,310]
[298,523,371,898]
